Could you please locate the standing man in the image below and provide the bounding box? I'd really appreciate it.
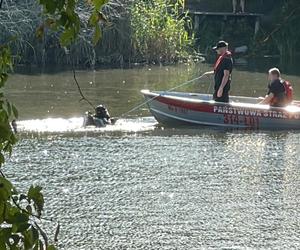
[204,41,233,103]
[232,0,245,13]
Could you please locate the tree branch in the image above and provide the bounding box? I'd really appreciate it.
[0,169,5,177]
[72,66,96,110]
[0,0,3,9]
[34,221,49,247]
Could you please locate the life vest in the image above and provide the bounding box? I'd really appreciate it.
[214,51,232,72]
[283,80,293,103]
[270,80,293,106]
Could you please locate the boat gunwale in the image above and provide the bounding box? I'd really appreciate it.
[141,89,300,113]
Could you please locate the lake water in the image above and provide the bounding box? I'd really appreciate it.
[4,61,300,249]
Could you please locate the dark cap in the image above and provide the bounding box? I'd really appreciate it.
[212,41,228,50]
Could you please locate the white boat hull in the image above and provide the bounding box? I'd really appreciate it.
[141,90,300,130]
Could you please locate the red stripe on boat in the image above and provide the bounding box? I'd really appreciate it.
[155,95,214,113]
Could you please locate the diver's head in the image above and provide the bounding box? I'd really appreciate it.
[95,105,105,112]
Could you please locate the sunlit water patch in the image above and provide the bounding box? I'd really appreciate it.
[17,116,157,134]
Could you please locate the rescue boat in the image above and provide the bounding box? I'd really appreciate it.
[141,90,300,130]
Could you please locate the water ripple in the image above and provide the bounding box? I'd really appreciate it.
[4,131,300,249]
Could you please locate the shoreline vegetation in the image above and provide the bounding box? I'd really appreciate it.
[0,0,300,68]
[0,0,196,67]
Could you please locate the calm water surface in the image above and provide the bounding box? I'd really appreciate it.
[4,62,300,249]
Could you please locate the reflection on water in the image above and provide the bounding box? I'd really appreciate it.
[6,61,300,121]
[6,64,199,120]
[17,117,157,133]
[6,129,300,249]
[4,62,300,249]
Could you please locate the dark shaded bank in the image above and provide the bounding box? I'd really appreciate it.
[13,55,300,79]
[186,0,300,59]
[234,56,300,77]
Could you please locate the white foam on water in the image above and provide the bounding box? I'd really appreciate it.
[17,117,157,133]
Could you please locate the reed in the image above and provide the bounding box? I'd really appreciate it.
[130,0,195,64]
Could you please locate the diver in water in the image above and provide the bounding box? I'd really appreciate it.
[84,105,113,127]
[94,105,111,127]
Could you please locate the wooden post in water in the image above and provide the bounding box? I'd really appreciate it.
[254,16,260,37]
[194,14,199,31]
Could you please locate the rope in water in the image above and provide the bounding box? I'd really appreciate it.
[117,73,208,119]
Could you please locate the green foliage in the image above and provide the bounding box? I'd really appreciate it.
[0,1,109,249]
[0,46,55,249]
[130,0,194,63]
[0,45,56,249]
[38,0,108,46]
[0,46,17,165]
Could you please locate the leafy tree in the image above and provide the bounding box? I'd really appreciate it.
[37,0,108,47]
[0,43,53,250]
[0,0,108,249]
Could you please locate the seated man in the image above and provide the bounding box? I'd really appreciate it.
[260,68,293,107]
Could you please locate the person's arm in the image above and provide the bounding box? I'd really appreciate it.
[217,70,230,97]
[259,93,274,104]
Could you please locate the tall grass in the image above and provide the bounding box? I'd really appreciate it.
[130,0,194,63]
[0,0,132,67]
